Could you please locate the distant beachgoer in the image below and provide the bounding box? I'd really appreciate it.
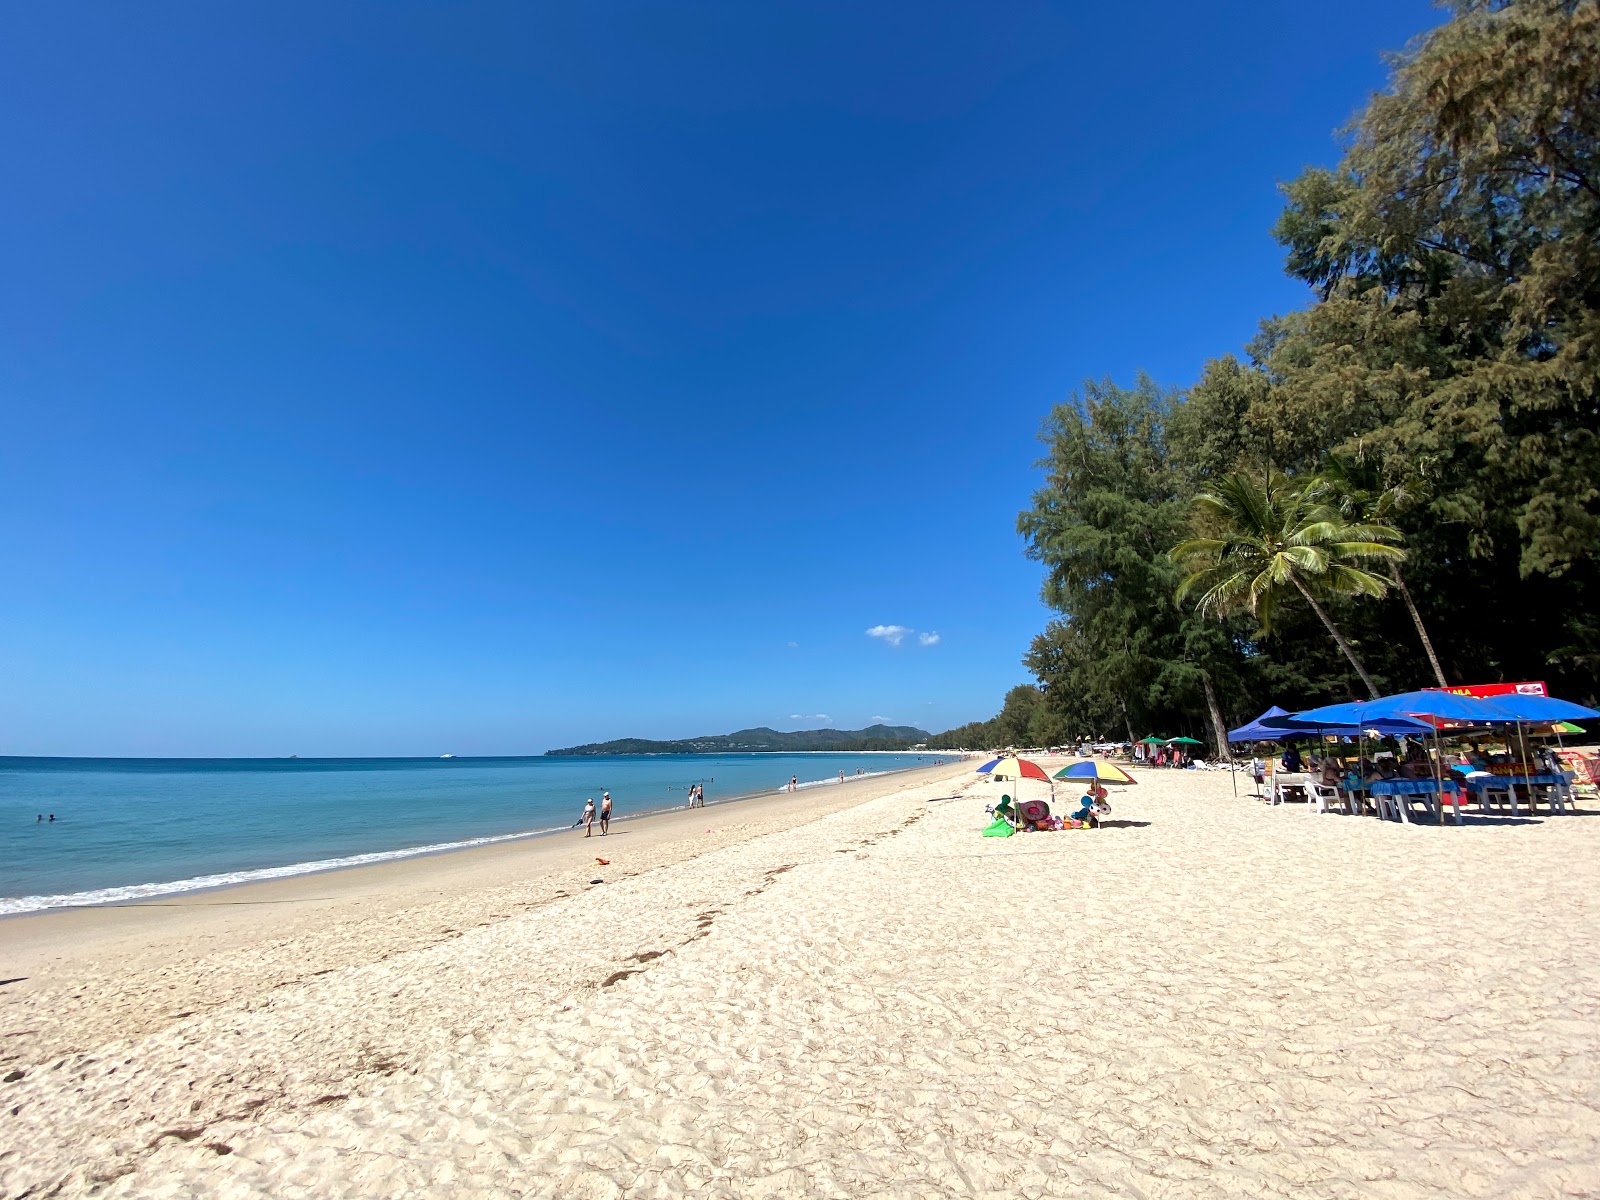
[600,792,612,834]
[37,814,43,822]
[839,770,844,784]
[48,814,56,823]
[790,775,798,792]
[582,798,596,837]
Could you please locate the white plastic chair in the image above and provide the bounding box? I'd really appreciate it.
[1307,781,1344,814]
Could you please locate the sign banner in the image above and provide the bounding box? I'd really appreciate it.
[1429,681,1548,698]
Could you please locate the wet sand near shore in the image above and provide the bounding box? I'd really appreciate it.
[3,760,1598,1199]
[0,760,969,1061]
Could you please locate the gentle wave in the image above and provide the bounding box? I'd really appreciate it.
[780,768,898,792]
[2,759,956,916]
[0,822,573,916]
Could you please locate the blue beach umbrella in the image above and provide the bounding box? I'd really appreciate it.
[1264,690,1520,728]
[1476,693,1600,723]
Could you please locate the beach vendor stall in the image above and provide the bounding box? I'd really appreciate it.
[1051,760,1132,827]
[977,755,1055,835]
[1262,689,1596,822]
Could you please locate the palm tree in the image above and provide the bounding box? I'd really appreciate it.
[1319,454,1449,688]
[1171,470,1405,700]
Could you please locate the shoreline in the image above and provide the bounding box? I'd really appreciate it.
[0,758,975,1057]
[1,755,966,919]
[3,758,1598,1198]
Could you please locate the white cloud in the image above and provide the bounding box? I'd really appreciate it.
[866,624,913,647]
[789,713,831,724]
[917,631,941,646]
[786,640,799,648]
[871,715,894,723]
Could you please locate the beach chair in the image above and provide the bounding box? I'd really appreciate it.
[1272,776,1308,807]
[1307,780,1345,815]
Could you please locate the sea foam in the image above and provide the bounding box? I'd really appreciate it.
[0,823,569,916]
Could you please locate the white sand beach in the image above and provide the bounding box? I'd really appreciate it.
[3,760,1598,1198]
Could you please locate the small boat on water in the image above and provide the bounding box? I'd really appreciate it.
[440,754,455,759]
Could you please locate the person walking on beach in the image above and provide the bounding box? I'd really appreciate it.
[692,783,705,808]
[582,797,596,837]
[599,791,612,835]
[790,774,798,793]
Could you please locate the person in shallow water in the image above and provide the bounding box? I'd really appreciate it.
[599,792,612,835]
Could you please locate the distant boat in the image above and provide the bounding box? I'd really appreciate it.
[440,754,455,759]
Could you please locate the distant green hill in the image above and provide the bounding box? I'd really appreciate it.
[545,724,931,756]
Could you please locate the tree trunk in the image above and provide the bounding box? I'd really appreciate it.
[1291,577,1381,699]
[1118,694,1135,747]
[1392,566,1448,688]
[1201,673,1231,762]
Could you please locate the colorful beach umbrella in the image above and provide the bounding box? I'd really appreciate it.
[991,756,1052,782]
[1136,736,1167,745]
[1054,760,1137,784]
[1166,736,1203,745]
[976,755,1052,781]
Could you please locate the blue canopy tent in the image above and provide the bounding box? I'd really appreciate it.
[1475,692,1600,723]
[1260,689,1521,729]
[1234,704,1434,803]
[1261,689,1600,821]
[1231,706,1431,742]
[1227,706,1292,743]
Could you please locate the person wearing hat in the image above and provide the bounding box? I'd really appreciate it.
[599,791,612,835]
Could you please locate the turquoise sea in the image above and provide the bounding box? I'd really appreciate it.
[0,753,957,915]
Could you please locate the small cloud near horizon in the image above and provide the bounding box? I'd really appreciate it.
[788,713,832,724]
[870,715,894,723]
[865,624,912,646]
[866,624,940,649]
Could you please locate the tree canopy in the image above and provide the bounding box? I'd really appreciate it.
[983,0,1598,753]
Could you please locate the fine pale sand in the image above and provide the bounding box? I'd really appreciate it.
[3,761,1598,1198]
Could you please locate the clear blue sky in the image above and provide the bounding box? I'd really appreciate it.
[1,2,1442,756]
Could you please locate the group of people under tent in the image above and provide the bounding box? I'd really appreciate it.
[1132,741,1197,768]
[1253,733,1570,792]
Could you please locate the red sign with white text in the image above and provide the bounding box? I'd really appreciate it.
[1429,682,1548,698]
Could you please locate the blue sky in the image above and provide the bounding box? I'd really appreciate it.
[1,2,1443,756]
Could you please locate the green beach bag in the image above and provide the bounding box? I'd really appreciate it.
[981,816,1015,837]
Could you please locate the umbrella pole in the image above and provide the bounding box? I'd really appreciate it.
[1433,721,1445,826]
[1516,720,1534,815]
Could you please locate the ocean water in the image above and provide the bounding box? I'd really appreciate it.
[0,753,957,915]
